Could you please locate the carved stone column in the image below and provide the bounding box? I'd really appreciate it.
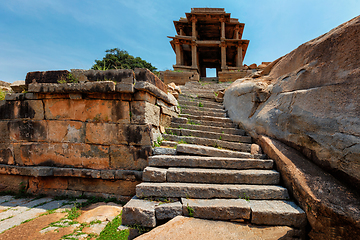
[220,42,227,69]
[191,42,197,68]
[220,17,226,40]
[234,25,240,39]
[191,17,197,39]
[175,39,181,65]
[237,44,243,67]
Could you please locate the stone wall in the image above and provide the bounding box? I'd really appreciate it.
[161,71,199,85]
[0,68,178,201]
[218,70,252,82]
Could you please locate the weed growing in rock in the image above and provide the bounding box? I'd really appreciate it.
[240,193,250,202]
[0,89,5,100]
[198,102,204,107]
[186,204,194,217]
[153,136,163,148]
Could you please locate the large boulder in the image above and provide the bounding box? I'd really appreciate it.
[224,16,360,238]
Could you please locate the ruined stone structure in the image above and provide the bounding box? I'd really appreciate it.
[0,69,178,200]
[168,8,249,82]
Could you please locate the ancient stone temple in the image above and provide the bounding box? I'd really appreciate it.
[168,8,249,79]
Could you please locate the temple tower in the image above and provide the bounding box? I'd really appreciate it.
[168,8,249,78]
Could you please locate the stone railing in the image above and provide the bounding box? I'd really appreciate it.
[0,68,178,201]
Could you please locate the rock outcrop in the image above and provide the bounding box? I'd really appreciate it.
[224,15,360,239]
[224,15,360,190]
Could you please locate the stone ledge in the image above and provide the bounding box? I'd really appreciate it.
[0,164,142,180]
[134,81,178,106]
[256,135,360,239]
[28,81,116,93]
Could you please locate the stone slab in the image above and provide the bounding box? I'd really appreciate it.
[181,108,226,118]
[178,99,224,110]
[131,101,160,126]
[155,201,182,220]
[152,147,177,155]
[163,134,251,152]
[115,83,134,93]
[176,144,265,159]
[135,68,168,93]
[134,81,177,106]
[0,100,44,120]
[136,182,289,200]
[122,196,157,227]
[134,216,296,240]
[28,81,116,93]
[179,114,232,124]
[142,167,167,182]
[182,198,251,220]
[148,155,273,169]
[167,168,280,184]
[250,200,307,228]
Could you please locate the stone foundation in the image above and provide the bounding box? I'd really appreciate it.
[161,71,199,85]
[218,70,251,82]
[0,68,178,199]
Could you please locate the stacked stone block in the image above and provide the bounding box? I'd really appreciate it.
[0,69,178,200]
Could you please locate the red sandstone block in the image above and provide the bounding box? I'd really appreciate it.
[17,143,110,169]
[85,122,126,145]
[134,91,156,104]
[48,120,85,143]
[0,121,9,143]
[67,178,138,195]
[109,144,151,170]
[85,93,133,101]
[35,93,69,99]
[44,99,130,123]
[0,100,44,120]
[0,143,14,165]
[9,120,47,142]
[130,101,160,126]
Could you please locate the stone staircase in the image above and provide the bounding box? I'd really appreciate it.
[122,82,307,238]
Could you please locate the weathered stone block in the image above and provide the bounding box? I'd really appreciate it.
[9,120,47,142]
[44,99,130,123]
[15,143,110,169]
[0,121,9,143]
[82,69,135,83]
[28,82,116,93]
[25,70,69,85]
[161,106,178,118]
[115,83,134,93]
[160,113,173,128]
[122,124,152,146]
[134,91,156,104]
[48,120,85,143]
[0,100,44,120]
[131,101,160,126]
[5,93,37,101]
[0,144,14,165]
[122,196,157,227]
[155,201,182,220]
[135,68,167,93]
[0,174,29,193]
[152,147,177,155]
[67,178,138,196]
[134,81,177,106]
[142,167,167,182]
[110,145,151,170]
[85,122,126,145]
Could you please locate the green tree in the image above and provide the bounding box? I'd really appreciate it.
[92,48,157,72]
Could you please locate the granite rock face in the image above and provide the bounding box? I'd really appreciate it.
[224,16,360,239]
[224,16,360,190]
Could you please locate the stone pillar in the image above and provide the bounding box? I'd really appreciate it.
[175,39,181,65]
[220,18,226,40]
[179,27,185,36]
[234,25,240,39]
[191,17,197,39]
[191,42,197,68]
[237,44,243,67]
[220,42,226,69]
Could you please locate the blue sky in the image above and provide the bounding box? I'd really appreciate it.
[0,0,359,82]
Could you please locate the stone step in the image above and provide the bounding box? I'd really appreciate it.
[182,198,251,220]
[179,94,217,102]
[172,117,236,128]
[176,144,266,159]
[249,200,307,228]
[136,182,289,200]
[170,122,246,136]
[182,199,306,227]
[143,167,280,185]
[180,105,226,114]
[160,140,178,148]
[181,108,226,118]
[153,147,177,155]
[179,114,233,124]
[178,99,224,110]
[166,128,251,143]
[148,155,273,170]
[163,135,252,152]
